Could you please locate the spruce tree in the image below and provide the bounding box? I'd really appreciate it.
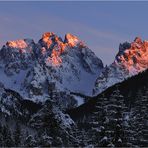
[13,123,22,146]
[0,122,3,146]
[2,125,14,147]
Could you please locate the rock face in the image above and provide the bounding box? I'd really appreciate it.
[0,39,36,75]
[0,32,103,107]
[0,32,103,146]
[93,37,148,95]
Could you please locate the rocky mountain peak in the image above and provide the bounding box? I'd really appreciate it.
[39,32,62,50]
[6,39,34,49]
[3,39,35,62]
[42,32,55,39]
[0,32,103,104]
[64,33,85,48]
[115,37,148,69]
[93,37,148,95]
[38,32,88,67]
[38,32,66,67]
[134,36,142,44]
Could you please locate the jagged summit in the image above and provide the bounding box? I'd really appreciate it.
[6,39,34,49]
[42,32,55,39]
[0,38,36,75]
[0,32,103,105]
[38,32,87,67]
[134,36,142,43]
[39,32,84,49]
[93,37,148,95]
[115,37,148,72]
[64,33,81,46]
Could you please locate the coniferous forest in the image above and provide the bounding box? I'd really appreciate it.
[0,69,147,147]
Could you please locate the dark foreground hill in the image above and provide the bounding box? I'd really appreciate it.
[68,69,148,147]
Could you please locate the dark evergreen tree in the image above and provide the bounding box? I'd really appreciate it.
[127,88,148,147]
[24,135,37,147]
[13,123,22,146]
[109,89,126,147]
[0,122,3,147]
[2,125,14,147]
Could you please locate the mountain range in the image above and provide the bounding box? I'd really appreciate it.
[0,33,147,147]
[0,32,103,108]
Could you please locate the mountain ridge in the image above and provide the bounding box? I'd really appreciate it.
[0,33,148,147]
[93,37,148,95]
[0,32,103,108]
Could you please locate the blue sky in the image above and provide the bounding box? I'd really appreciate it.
[0,1,148,65]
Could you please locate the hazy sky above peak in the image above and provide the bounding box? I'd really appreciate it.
[0,1,148,65]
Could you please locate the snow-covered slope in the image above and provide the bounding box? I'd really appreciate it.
[0,32,103,106]
[93,37,148,95]
[36,32,103,95]
[0,83,77,147]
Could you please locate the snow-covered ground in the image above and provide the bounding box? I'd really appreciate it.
[72,95,85,106]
